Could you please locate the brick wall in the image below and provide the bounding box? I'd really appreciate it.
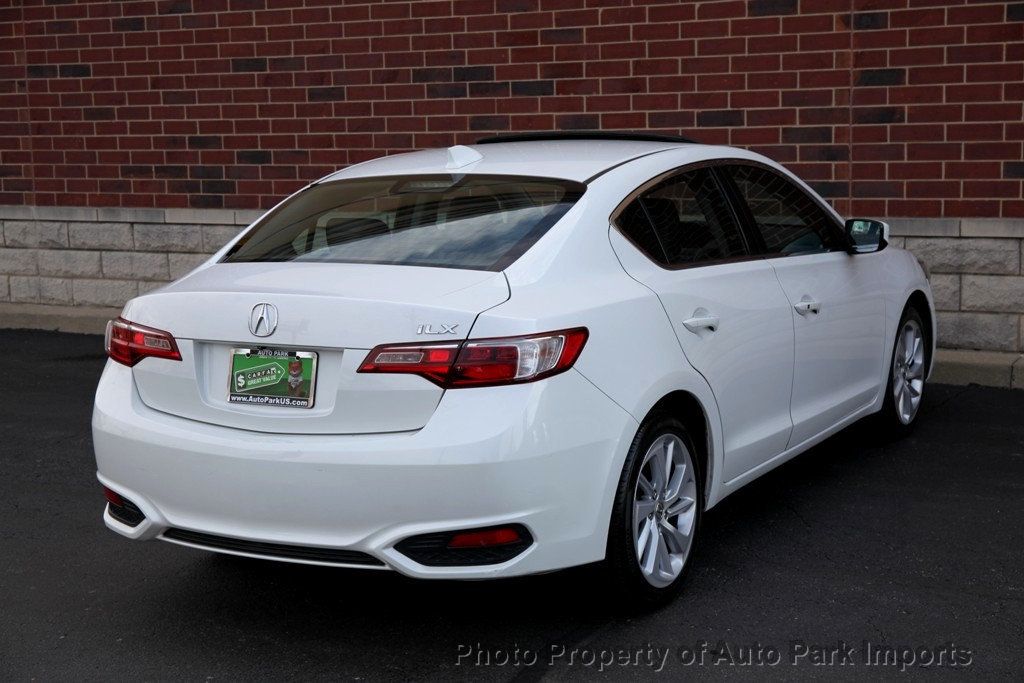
[1,0,1024,352]
[0,0,1022,214]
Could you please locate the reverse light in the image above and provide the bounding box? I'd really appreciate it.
[358,327,588,388]
[105,317,182,367]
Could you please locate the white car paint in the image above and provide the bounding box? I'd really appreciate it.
[93,138,935,578]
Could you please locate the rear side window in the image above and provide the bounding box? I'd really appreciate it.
[616,167,748,267]
[725,164,843,256]
[224,174,585,271]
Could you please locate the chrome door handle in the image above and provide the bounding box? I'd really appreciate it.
[794,297,821,316]
[682,312,720,334]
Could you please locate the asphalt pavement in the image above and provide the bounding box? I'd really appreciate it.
[2,329,1022,680]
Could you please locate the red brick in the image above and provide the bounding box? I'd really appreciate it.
[908,65,964,85]
[966,63,1024,84]
[909,26,965,48]
[948,44,1005,64]
[965,103,1022,122]
[889,8,944,29]
[889,47,944,67]
[944,199,1001,216]
[694,2,743,20]
[947,4,1006,25]
[697,37,746,56]
[730,17,780,36]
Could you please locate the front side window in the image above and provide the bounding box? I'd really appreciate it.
[224,174,585,271]
[616,167,748,267]
[725,164,843,256]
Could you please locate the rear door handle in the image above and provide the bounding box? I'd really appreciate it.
[794,297,821,316]
[682,310,720,334]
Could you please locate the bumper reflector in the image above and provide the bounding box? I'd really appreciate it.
[103,486,145,527]
[395,524,533,567]
[447,526,522,548]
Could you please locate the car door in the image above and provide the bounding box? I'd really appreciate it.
[720,162,887,448]
[610,165,796,482]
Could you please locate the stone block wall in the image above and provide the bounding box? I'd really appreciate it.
[0,206,255,310]
[890,218,1023,353]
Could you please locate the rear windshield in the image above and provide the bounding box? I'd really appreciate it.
[223,174,586,271]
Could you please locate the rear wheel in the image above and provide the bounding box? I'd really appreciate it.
[878,306,928,436]
[604,415,702,607]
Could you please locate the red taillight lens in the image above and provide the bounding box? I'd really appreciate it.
[104,317,182,367]
[358,327,588,388]
[447,526,522,549]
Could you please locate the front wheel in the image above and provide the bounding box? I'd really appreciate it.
[603,415,702,608]
[878,306,928,436]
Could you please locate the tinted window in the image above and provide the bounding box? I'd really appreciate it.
[224,175,585,271]
[616,168,747,267]
[616,199,667,264]
[726,164,842,255]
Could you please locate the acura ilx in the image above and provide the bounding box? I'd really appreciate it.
[93,132,934,603]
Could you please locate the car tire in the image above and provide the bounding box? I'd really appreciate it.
[878,305,928,438]
[603,414,702,609]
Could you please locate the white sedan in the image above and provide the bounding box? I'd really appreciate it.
[93,133,934,604]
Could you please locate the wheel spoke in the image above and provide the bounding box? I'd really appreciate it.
[908,378,923,398]
[655,530,673,576]
[634,498,656,522]
[637,473,656,498]
[663,438,675,491]
[636,516,653,559]
[659,518,688,554]
[667,495,695,518]
[664,461,686,503]
[903,328,915,363]
[649,446,667,491]
[642,525,661,575]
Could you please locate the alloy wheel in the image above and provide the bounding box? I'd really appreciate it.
[632,433,698,588]
[892,319,926,425]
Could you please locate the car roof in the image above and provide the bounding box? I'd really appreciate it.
[318,138,705,184]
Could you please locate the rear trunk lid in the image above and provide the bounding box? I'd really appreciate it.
[124,262,508,434]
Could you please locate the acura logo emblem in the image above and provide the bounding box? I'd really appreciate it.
[249,303,278,337]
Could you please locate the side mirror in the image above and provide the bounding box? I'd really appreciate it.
[844,218,889,254]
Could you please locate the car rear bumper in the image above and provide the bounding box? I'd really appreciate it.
[92,361,636,579]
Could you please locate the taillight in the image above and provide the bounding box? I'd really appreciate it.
[358,327,588,388]
[105,317,182,367]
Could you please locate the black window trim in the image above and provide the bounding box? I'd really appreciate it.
[609,159,762,272]
[715,160,849,259]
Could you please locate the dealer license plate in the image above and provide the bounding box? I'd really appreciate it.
[228,348,317,409]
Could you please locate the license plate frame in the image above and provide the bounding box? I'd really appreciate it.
[228,347,318,409]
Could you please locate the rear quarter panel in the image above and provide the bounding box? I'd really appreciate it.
[484,158,731,509]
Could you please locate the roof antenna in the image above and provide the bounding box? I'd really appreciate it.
[446,145,483,170]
